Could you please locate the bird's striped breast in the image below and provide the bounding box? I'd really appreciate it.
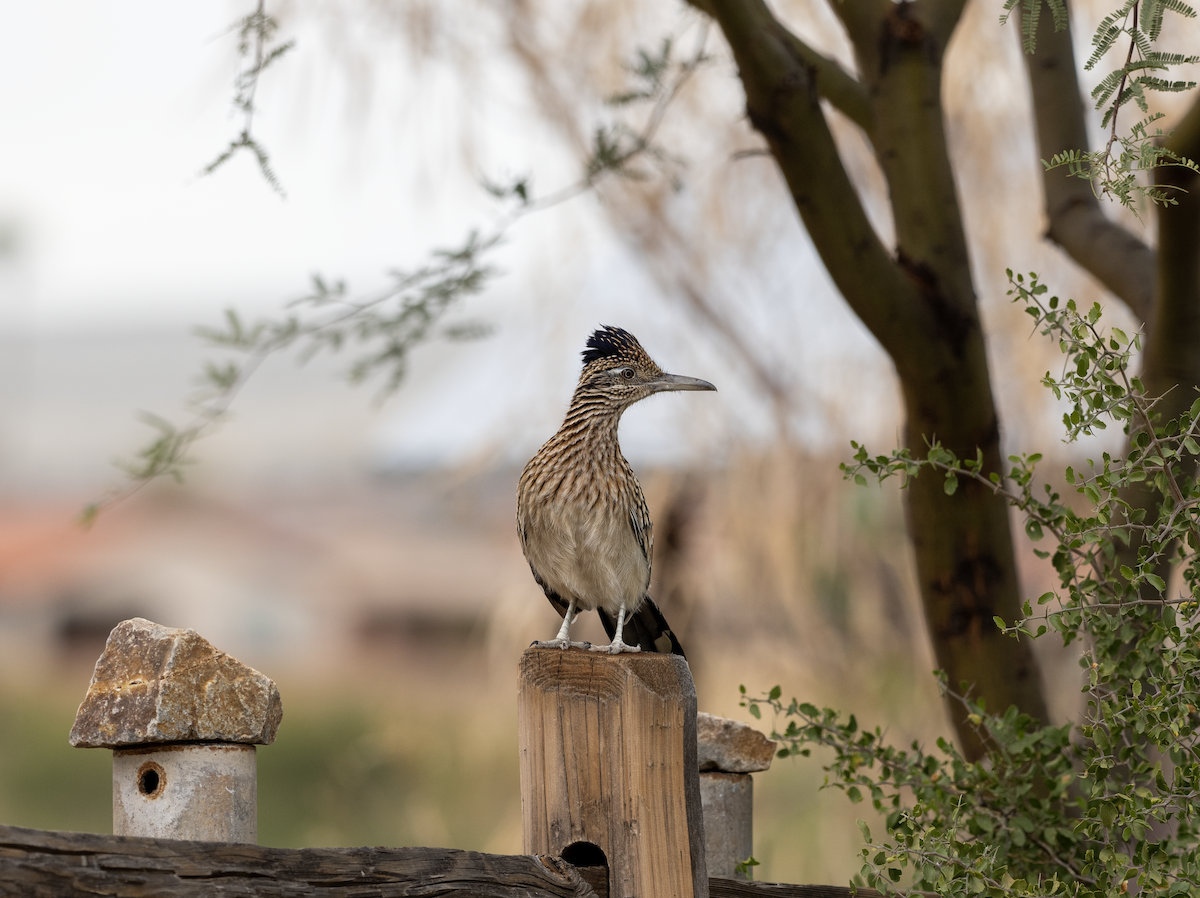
[517,406,653,615]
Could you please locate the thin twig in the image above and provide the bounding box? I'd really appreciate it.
[1102,1,1140,194]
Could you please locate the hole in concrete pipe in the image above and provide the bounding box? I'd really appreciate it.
[136,762,165,798]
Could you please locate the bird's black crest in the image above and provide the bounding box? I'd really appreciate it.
[582,326,641,365]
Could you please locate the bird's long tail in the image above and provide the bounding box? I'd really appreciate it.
[598,596,685,657]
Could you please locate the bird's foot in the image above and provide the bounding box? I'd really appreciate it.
[533,638,592,650]
[590,638,641,655]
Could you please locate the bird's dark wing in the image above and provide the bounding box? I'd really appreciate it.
[629,498,653,569]
[604,483,681,654]
[598,595,685,657]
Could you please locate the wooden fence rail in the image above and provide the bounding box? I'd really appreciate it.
[0,824,881,898]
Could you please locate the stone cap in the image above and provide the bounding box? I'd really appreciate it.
[70,618,283,749]
[697,712,777,773]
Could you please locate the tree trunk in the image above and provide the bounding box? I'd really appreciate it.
[696,0,1049,757]
[1123,96,1200,595]
[856,2,1046,736]
[1144,96,1200,429]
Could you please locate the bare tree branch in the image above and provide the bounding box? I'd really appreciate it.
[774,28,873,136]
[695,0,938,381]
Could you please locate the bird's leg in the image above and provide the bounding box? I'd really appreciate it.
[591,602,641,654]
[536,599,590,650]
[554,600,576,643]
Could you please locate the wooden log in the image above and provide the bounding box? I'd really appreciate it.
[0,823,893,898]
[0,823,600,898]
[709,880,888,898]
[517,646,707,898]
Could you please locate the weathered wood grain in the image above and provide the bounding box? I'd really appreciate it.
[518,646,708,898]
[709,877,893,898]
[0,823,899,898]
[0,823,599,898]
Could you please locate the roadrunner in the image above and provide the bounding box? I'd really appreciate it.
[517,326,716,655]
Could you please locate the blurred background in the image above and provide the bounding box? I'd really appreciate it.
[0,0,1186,886]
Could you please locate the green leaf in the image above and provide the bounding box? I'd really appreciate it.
[847,786,863,803]
[1146,572,1166,592]
[748,704,761,719]
[79,504,100,529]
[733,856,760,877]
[944,474,959,496]
[769,685,782,701]
[857,820,872,843]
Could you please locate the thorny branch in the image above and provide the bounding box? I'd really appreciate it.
[1101,0,1140,188]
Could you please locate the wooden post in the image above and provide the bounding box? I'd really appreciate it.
[518,646,708,898]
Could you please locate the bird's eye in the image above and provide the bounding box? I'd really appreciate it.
[622,368,635,379]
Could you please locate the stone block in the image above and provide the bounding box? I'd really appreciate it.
[69,618,282,749]
[696,712,776,773]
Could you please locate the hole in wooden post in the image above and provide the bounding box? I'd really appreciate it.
[556,840,604,864]
[561,841,606,867]
[136,762,165,798]
[561,842,608,898]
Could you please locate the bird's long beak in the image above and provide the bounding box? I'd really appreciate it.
[649,373,717,393]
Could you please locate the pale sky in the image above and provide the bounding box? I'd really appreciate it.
[0,1,897,490]
[0,1,514,330]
